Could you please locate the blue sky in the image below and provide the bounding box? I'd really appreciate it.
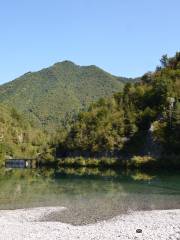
[0,0,180,84]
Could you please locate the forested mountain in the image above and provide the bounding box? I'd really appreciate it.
[0,61,127,130]
[57,53,180,165]
[0,104,53,163]
[1,53,179,168]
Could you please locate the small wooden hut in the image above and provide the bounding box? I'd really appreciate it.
[5,158,37,169]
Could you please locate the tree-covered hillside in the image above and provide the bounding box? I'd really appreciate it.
[57,53,180,165]
[0,104,53,164]
[1,53,179,168]
[0,61,127,130]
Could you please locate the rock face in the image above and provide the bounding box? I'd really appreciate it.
[143,123,162,158]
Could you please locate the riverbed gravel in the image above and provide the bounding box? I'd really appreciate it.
[0,207,179,240]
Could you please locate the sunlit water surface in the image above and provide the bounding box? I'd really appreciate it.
[0,167,180,225]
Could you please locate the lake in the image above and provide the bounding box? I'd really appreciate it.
[0,167,180,225]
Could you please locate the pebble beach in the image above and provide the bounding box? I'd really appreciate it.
[0,207,179,240]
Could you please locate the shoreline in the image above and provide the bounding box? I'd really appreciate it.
[0,207,179,239]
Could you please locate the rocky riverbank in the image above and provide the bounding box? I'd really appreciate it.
[0,207,179,240]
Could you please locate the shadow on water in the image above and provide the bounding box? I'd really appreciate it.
[0,167,180,225]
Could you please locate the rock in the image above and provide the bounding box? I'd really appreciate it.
[136,229,142,233]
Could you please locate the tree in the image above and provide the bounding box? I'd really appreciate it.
[173,102,180,126]
[160,54,169,68]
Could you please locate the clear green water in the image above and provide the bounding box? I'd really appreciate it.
[0,167,180,225]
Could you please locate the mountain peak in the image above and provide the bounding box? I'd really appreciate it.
[0,61,127,130]
[54,60,77,67]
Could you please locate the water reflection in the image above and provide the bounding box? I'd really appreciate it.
[0,167,179,225]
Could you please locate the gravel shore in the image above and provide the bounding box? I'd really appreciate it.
[0,207,179,240]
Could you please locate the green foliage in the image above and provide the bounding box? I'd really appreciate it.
[1,53,180,168]
[0,104,53,163]
[0,61,126,131]
[128,156,155,168]
[58,157,119,167]
[57,52,180,165]
[61,97,127,154]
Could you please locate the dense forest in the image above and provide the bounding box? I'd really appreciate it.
[0,53,180,168]
[0,61,127,131]
[0,105,54,164]
[56,53,180,168]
